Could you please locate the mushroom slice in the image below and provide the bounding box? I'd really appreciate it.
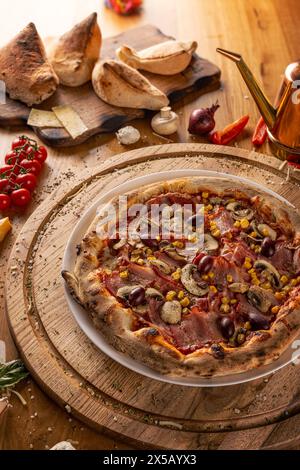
[113,239,127,250]
[228,283,249,294]
[161,300,182,324]
[257,223,277,241]
[247,285,276,313]
[254,260,281,288]
[226,202,254,221]
[116,285,141,300]
[181,264,209,296]
[204,233,219,252]
[148,258,171,274]
[163,246,186,262]
[145,288,164,301]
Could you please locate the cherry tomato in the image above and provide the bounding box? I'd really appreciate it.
[15,173,37,192]
[0,165,14,177]
[11,188,31,207]
[11,136,28,150]
[0,193,11,210]
[25,145,36,159]
[20,159,41,176]
[4,150,19,165]
[34,146,47,164]
[0,178,10,192]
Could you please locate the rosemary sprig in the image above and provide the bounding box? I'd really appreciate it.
[0,359,29,389]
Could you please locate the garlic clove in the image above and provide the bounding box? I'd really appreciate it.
[151,106,179,135]
[116,126,141,145]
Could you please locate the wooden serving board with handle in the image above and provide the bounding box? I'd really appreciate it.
[0,25,220,148]
[5,143,300,450]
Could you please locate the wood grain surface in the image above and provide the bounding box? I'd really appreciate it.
[1,0,300,450]
[0,25,220,147]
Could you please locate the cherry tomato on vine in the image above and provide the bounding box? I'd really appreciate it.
[0,178,9,192]
[0,193,11,210]
[11,188,31,207]
[34,146,47,164]
[20,159,41,176]
[15,173,37,192]
[4,150,19,165]
[0,165,14,177]
[11,136,28,150]
[25,145,36,159]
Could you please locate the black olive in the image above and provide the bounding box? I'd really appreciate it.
[197,255,214,274]
[128,287,146,306]
[248,311,270,330]
[211,343,225,359]
[218,316,235,340]
[260,237,275,257]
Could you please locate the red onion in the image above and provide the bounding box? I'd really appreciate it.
[188,103,219,135]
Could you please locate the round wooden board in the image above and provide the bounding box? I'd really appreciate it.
[5,143,300,450]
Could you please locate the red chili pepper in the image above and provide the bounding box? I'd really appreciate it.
[252,116,268,146]
[210,115,249,145]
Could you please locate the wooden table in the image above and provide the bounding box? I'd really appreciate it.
[0,0,299,450]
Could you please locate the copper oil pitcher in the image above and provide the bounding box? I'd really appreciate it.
[217,48,300,160]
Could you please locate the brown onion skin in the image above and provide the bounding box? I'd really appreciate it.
[188,103,220,135]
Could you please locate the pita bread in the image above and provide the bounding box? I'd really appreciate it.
[0,23,59,106]
[49,13,101,87]
[116,40,197,75]
[92,59,169,110]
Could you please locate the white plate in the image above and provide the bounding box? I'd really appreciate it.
[62,169,300,387]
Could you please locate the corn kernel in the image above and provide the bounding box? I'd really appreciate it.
[209,285,217,293]
[250,243,256,250]
[177,290,185,300]
[221,297,230,304]
[250,231,258,238]
[208,272,215,279]
[147,255,156,261]
[244,321,251,330]
[226,274,233,283]
[137,258,144,265]
[262,228,269,237]
[227,232,233,239]
[240,219,250,229]
[275,292,284,301]
[261,282,271,290]
[202,274,209,281]
[230,299,237,305]
[188,234,197,242]
[145,248,153,256]
[180,297,190,307]
[182,307,189,314]
[233,220,241,228]
[254,246,261,253]
[252,278,261,285]
[172,240,184,248]
[271,305,280,314]
[166,291,177,301]
[205,204,213,212]
[202,191,209,199]
[210,221,217,229]
[119,270,128,279]
[171,271,181,281]
[280,275,289,285]
[211,229,221,238]
[248,268,255,274]
[291,278,298,286]
[244,261,252,270]
[221,304,231,313]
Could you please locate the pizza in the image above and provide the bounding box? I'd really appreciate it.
[62,177,300,377]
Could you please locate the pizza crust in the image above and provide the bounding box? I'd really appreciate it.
[62,177,300,377]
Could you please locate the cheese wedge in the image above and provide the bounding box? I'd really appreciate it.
[0,217,12,243]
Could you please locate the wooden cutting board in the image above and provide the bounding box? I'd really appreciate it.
[5,143,300,450]
[0,25,221,148]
